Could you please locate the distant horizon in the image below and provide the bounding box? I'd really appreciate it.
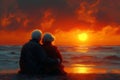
[0,43,120,47]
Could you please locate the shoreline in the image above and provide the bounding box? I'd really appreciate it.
[0,72,120,80]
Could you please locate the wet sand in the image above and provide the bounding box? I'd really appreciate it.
[0,73,120,80]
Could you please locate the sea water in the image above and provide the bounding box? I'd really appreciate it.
[0,45,120,74]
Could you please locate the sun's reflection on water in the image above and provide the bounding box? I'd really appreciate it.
[76,47,89,53]
[64,64,107,74]
[72,67,90,73]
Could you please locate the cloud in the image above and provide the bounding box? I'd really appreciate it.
[17,0,77,31]
[76,0,99,24]
[96,0,120,25]
[0,0,120,33]
[54,25,120,45]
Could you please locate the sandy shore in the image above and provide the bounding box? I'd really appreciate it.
[0,73,120,80]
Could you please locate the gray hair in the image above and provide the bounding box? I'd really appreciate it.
[31,29,42,40]
[42,33,55,42]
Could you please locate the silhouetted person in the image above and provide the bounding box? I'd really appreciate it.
[42,33,66,75]
[19,30,58,76]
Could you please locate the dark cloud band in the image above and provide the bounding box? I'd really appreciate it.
[0,0,120,32]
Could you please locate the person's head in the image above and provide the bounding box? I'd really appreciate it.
[42,33,55,44]
[31,29,42,42]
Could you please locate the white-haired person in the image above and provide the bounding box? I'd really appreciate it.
[19,29,58,76]
[42,33,66,76]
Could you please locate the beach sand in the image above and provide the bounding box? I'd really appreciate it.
[0,73,120,80]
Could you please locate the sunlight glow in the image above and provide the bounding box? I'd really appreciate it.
[64,64,107,74]
[74,67,89,73]
[64,66,107,74]
[64,64,95,74]
[78,33,88,42]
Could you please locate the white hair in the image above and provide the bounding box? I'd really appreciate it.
[31,29,42,40]
[43,33,55,42]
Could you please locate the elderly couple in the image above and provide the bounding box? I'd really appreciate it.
[19,29,66,76]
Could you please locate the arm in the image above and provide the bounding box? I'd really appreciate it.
[54,46,63,63]
[33,43,59,65]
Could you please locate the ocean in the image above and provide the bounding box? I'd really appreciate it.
[0,45,120,74]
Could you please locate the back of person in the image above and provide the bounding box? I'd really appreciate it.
[42,33,66,75]
[19,40,38,75]
[19,39,49,75]
[19,30,58,75]
[42,43,62,63]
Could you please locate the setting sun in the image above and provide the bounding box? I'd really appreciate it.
[78,33,88,42]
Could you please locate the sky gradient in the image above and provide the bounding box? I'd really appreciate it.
[0,0,120,45]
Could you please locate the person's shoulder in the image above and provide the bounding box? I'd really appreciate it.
[29,40,39,46]
[24,40,40,48]
[21,41,32,50]
[22,41,30,47]
[52,45,58,49]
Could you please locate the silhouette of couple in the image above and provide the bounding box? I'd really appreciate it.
[19,29,66,76]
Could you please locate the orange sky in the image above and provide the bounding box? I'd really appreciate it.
[0,26,120,46]
[0,0,120,46]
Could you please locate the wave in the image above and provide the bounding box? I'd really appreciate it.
[0,46,21,51]
[104,55,120,60]
[0,45,120,71]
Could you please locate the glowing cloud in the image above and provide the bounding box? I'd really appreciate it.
[0,0,120,45]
